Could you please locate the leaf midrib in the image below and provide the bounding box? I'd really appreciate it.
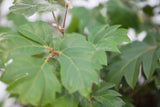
[60,53,85,89]
[110,46,157,80]
[23,60,47,100]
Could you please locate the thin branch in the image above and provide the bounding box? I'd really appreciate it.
[51,2,69,36]
[62,2,69,35]
[52,11,64,35]
[52,11,60,29]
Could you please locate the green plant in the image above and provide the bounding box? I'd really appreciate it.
[0,0,130,106]
[0,0,160,107]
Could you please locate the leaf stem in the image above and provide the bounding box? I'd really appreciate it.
[51,2,69,36]
[88,96,94,101]
[52,11,64,36]
[62,2,69,35]
[45,46,59,61]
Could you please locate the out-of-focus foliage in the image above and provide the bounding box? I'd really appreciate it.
[106,0,140,29]
[10,0,62,16]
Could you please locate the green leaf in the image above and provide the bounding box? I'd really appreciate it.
[57,34,99,97]
[88,25,131,52]
[70,7,89,33]
[70,6,106,33]
[122,96,134,107]
[0,32,45,63]
[66,15,79,33]
[7,13,28,27]
[46,0,55,4]
[18,21,53,45]
[123,102,134,107]
[106,0,139,29]
[106,40,160,88]
[93,91,125,107]
[88,25,130,70]
[93,82,115,94]
[143,5,154,16]
[155,77,160,85]
[53,94,79,107]
[80,97,106,107]
[1,56,61,106]
[91,82,125,107]
[10,0,61,16]
[0,27,11,33]
[13,0,18,4]
[48,58,61,78]
[93,50,107,70]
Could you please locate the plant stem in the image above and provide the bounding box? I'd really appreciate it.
[45,46,59,61]
[62,2,69,35]
[51,2,69,36]
[52,11,64,35]
[52,11,59,28]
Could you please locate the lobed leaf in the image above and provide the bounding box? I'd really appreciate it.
[80,82,125,107]
[92,50,107,70]
[106,40,160,88]
[18,21,53,46]
[93,82,125,107]
[1,56,61,106]
[88,25,131,52]
[56,34,99,97]
[0,32,45,64]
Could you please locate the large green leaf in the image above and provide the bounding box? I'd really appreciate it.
[88,25,130,69]
[0,21,54,65]
[106,0,139,29]
[1,56,61,106]
[10,0,61,16]
[106,39,160,88]
[0,32,45,64]
[88,25,130,52]
[56,34,99,97]
[18,21,53,45]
